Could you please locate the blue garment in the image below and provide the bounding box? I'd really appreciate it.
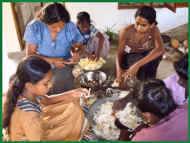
[24,20,84,59]
[17,97,41,113]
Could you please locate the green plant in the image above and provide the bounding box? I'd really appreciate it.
[104,24,118,44]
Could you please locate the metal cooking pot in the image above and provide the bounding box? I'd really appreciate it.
[79,71,107,89]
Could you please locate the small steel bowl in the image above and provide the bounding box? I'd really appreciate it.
[79,71,107,89]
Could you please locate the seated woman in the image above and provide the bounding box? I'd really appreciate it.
[115,79,188,141]
[3,56,88,141]
[77,11,110,60]
[116,6,164,85]
[164,54,188,105]
[24,3,84,94]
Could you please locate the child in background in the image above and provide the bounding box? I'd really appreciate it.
[77,11,110,60]
[164,54,188,105]
[3,56,88,141]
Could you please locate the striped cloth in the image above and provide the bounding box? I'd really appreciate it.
[16,98,41,113]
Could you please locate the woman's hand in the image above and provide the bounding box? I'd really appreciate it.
[50,58,66,69]
[116,75,123,84]
[72,88,89,98]
[88,53,100,61]
[124,63,140,80]
[70,51,80,63]
[94,53,100,61]
[88,54,95,60]
[72,43,83,52]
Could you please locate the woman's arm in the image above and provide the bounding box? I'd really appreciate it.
[69,43,85,64]
[25,44,67,68]
[95,32,105,60]
[125,27,165,78]
[116,28,128,81]
[40,88,88,105]
[26,43,53,64]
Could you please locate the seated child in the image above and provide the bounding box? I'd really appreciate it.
[77,11,110,60]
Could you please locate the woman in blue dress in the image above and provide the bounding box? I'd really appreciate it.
[24,3,84,94]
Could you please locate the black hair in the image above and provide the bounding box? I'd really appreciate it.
[174,54,188,80]
[42,3,70,25]
[135,6,157,25]
[9,74,16,85]
[77,11,91,24]
[3,56,51,129]
[137,79,176,118]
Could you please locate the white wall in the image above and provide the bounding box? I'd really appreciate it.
[66,2,188,33]
[3,44,18,93]
[3,3,20,92]
[3,2,188,53]
[3,3,21,52]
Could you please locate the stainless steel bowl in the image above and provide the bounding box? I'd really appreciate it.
[79,71,107,89]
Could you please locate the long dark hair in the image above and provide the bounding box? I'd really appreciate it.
[41,3,70,25]
[135,6,157,25]
[137,79,177,118]
[174,54,188,80]
[3,56,51,129]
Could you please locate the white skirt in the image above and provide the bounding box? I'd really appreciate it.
[85,34,110,59]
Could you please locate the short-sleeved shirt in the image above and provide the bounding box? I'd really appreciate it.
[164,73,186,105]
[24,20,84,59]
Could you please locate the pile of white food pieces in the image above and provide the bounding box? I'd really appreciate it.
[93,101,145,140]
[93,102,120,140]
[115,102,144,130]
[78,58,106,71]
